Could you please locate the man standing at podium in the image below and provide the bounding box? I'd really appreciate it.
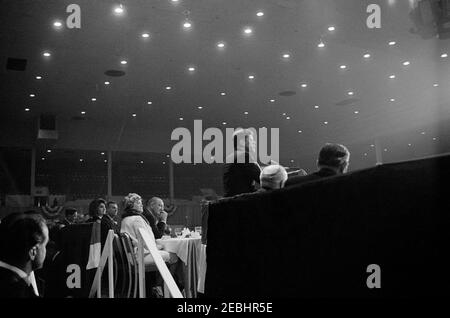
[223,128,262,197]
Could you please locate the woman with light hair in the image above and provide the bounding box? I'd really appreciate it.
[120,193,177,266]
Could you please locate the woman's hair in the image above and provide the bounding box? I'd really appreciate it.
[88,198,106,217]
[123,193,142,211]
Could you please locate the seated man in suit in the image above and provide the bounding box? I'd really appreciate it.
[100,201,120,247]
[0,212,49,298]
[285,143,350,187]
[259,165,288,191]
[61,207,78,227]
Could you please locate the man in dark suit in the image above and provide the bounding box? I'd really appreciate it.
[285,143,350,187]
[100,201,119,247]
[0,212,49,298]
[61,207,78,227]
[223,128,262,197]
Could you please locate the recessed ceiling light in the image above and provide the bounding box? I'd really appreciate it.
[389,74,396,79]
[286,116,291,120]
[188,67,195,72]
[314,105,319,109]
[328,26,336,31]
[408,143,412,146]
[25,108,30,112]
[324,121,328,125]
[141,33,150,38]
[244,111,249,115]
[53,21,63,28]
[363,53,371,59]
[197,106,203,110]
[298,130,302,133]
[370,144,375,147]
[147,101,152,105]
[220,92,226,96]
[339,65,347,69]
[104,160,107,163]
[364,153,367,156]
[433,137,437,141]
[248,75,255,79]
[179,117,184,121]
[402,61,410,66]
[441,53,448,58]
[163,161,166,165]
[222,122,227,125]
[165,86,172,90]
[270,99,275,103]
[244,27,253,35]
[30,94,35,98]
[120,60,127,65]
[47,149,51,153]
[256,11,264,17]
[217,42,225,48]
[317,41,325,48]
[183,21,192,29]
[36,76,42,80]
[101,152,105,155]
[140,161,144,164]
[301,83,308,88]
[354,110,359,114]
[166,154,170,158]
[388,41,396,46]
[390,98,396,102]
[91,98,97,101]
[43,52,51,57]
[132,113,137,117]
[104,81,110,85]
[81,111,86,115]
[114,5,124,15]
[421,131,426,135]
[80,159,84,162]
[433,83,439,87]
[291,159,294,163]
[348,91,354,96]
[384,148,388,152]
[41,158,45,161]
[282,113,286,116]
[282,53,290,59]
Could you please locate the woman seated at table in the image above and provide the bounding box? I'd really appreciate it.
[120,193,178,267]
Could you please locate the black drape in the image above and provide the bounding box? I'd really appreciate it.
[205,154,450,298]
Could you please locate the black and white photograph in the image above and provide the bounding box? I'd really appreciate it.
[0,0,448,307]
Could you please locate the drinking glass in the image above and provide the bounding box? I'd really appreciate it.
[175,227,183,237]
[195,226,202,236]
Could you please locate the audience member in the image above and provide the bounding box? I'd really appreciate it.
[86,198,106,222]
[61,208,78,227]
[143,197,169,239]
[101,201,119,246]
[285,143,350,187]
[259,165,288,191]
[120,193,177,266]
[223,128,262,197]
[0,213,49,298]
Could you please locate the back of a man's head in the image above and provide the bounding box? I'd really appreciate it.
[0,213,47,265]
[260,165,288,190]
[318,143,350,173]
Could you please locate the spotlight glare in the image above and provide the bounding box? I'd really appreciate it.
[142,33,150,38]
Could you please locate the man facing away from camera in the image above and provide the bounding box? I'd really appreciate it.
[285,143,350,187]
[0,213,49,298]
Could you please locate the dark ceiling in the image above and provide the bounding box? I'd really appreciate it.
[1,0,449,172]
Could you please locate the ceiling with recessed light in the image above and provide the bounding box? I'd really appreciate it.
[1,0,450,171]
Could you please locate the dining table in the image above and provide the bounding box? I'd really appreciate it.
[156,236,202,298]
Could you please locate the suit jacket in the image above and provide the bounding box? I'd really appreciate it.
[285,168,338,187]
[142,209,163,239]
[0,267,38,298]
[223,151,261,197]
[100,215,119,247]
